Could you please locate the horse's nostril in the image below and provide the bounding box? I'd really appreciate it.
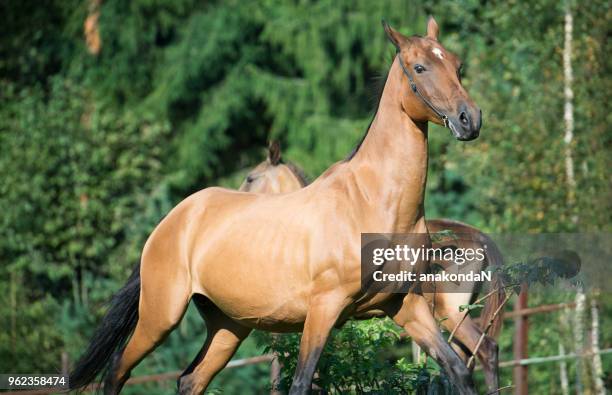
[459,111,469,125]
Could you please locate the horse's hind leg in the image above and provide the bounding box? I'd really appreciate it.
[178,298,251,395]
[104,259,191,394]
[440,306,499,394]
[390,293,476,395]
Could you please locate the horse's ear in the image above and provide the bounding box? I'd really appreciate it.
[268,140,281,166]
[426,16,439,41]
[382,20,407,51]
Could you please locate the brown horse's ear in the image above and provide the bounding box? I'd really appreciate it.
[268,140,281,166]
[382,20,407,51]
[426,16,439,41]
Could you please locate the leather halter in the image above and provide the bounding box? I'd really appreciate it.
[397,53,450,128]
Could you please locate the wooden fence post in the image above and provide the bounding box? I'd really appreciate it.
[270,354,282,395]
[61,351,69,377]
[513,284,528,395]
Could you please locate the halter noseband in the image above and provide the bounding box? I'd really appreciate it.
[397,53,449,129]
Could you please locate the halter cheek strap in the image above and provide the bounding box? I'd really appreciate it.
[397,54,449,129]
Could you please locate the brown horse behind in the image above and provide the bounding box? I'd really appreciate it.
[70,18,484,395]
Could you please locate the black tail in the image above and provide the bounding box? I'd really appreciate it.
[69,263,141,390]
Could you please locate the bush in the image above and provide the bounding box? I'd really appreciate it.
[257,318,453,394]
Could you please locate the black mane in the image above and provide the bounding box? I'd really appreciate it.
[283,160,310,186]
[345,67,389,161]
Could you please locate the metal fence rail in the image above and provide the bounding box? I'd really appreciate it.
[498,348,612,368]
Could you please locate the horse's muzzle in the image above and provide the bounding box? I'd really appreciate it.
[449,107,481,141]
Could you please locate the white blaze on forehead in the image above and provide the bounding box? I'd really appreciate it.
[432,47,444,60]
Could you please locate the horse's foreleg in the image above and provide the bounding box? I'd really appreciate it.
[391,293,477,395]
[441,309,499,394]
[289,294,348,395]
[178,301,251,395]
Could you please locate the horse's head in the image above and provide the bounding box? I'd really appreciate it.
[239,141,307,194]
[383,17,481,141]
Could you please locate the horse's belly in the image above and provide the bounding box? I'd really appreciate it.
[232,310,307,332]
[207,287,309,332]
[193,252,312,331]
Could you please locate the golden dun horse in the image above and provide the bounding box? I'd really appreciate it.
[242,141,504,393]
[71,18,483,395]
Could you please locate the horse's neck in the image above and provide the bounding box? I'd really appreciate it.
[347,58,429,233]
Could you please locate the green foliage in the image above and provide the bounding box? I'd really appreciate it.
[257,318,449,394]
[0,0,608,393]
[0,276,63,372]
[498,256,582,292]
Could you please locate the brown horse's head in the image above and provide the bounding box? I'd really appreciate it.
[239,141,308,193]
[383,17,481,141]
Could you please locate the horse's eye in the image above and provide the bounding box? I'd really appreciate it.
[246,175,255,183]
[414,64,426,74]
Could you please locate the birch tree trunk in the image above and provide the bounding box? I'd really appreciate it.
[559,309,570,395]
[590,292,605,394]
[563,3,587,394]
[563,1,575,196]
[573,291,585,395]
